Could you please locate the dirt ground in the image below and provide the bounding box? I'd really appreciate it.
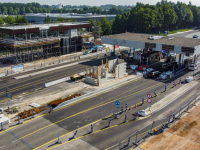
[140,102,200,150]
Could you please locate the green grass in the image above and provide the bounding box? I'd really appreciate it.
[169,31,177,34]
[177,28,191,32]
[157,33,167,36]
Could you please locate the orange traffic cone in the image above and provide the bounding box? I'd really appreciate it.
[134,104,137,108]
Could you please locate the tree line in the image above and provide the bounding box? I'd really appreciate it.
[0,15,28,25]
[111,1,200,35]
[0,2,130,15]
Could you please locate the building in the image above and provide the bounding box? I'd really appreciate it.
[0,22,90,64]
[57,3,63,9]
[24,13,116,23]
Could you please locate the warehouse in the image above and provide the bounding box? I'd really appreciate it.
[24,13,116,23]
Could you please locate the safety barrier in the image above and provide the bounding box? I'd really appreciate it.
[115,92,200,150]
[53,75,143,110]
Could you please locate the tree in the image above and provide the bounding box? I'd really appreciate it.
[0,17,4,25]
[3,6,8,15]
[3,16,16,24]
[15,15,28,24]
[44,16,51,23]
[8,7,13,15]
[121,12,130,33]
[112,14,121,34]
[161,3,178,30]
[174,2,188,29]
[101,17,112,35]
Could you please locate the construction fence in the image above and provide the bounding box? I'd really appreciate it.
[116,92,200,150]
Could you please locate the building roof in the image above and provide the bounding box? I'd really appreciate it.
[103,32,200,47]
[0,22,90,34]
[25,13,116,19]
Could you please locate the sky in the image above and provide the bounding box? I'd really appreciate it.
[0,0,200,6]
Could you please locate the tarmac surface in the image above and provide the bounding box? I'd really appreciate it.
[0,65,199,150]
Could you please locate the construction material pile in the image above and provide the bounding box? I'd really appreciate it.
[15,105,48,121]
[48,93,81,107]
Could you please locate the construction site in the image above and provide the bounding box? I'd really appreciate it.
[0,22,90,64]
[85,58,127,86]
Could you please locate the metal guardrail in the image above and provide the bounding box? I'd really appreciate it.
[115,92,200,150]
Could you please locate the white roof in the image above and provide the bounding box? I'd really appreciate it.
[1,22,89,30]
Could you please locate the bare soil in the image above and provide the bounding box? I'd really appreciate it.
[140,102,200,150]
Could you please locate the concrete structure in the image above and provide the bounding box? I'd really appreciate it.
[85,58,127,86]
[102,32,200,69]
[0,22,90,64]
[24,13,116,23]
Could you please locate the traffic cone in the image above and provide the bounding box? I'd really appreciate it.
[134,104,137,108]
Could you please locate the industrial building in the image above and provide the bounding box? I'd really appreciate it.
[0,22,90,64]
[24,13,116,23]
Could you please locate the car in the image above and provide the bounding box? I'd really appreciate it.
[185,76,194,83]
[193,35,198,38]
[147,70,161,78]
[138,64,149,71]
[138,110,147,117]
[188,64,198,70]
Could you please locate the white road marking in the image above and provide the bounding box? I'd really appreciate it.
[12,139,18,143]
[0,145,6,149]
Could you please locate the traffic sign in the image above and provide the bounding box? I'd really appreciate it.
[147,99,152,103]
[6,92,12,99]
[147,94,152,99]
[115,101,120,106]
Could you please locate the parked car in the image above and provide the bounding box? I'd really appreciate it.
[188,64,198,70]
[193,35,198,38]
[147,70,161,78]
[138,110,147,117]
[159,62,178,72]
[138,64,149,71]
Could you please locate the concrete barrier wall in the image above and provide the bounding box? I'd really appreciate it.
[53,75,142,110]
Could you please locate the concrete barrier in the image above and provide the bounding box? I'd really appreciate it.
[53,75,143,110]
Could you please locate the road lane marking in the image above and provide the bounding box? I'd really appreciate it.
[20,79,155,140]
[0,77,142,135]
[0,58,106,95]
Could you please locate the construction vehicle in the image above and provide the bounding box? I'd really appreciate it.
[84,44,102,55]
[70,73,85,81]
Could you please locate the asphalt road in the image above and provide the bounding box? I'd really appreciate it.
[0,65,198,150]
[168,29,200,38]
[0,55,114,103]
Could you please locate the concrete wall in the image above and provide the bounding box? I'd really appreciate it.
[99,78,107,85]
[118,63,125,78]
[85,76,97,85]
[101,68,107,78]
[93,66,98,79]
[65,29,77,37]
[101,38,145,49]
[109,59,117,73]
